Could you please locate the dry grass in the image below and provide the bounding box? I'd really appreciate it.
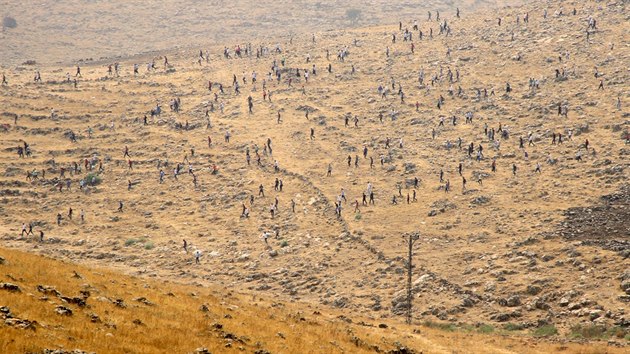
[1,248,624,353]
[0,247,385,353]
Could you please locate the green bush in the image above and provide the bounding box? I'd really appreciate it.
[144,242,154,250]
[477,324,494,334]
[280,240,288,248]
[85,172,102,186]
[570,325,628,340]
[503,323,526,331]
[422,321,457,332]
[532,325,558,337]
[354,213,362,220]
[125,238,137,246]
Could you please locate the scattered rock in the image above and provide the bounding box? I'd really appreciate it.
[5,317,37,330]
[37,285,61,296]
[332,296,349,308]
[526,285,542,295]
[0,282,21,292]
[55,305,73,316]
[133,297,154,306]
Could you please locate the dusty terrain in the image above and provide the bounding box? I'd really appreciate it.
[0,0,629,352]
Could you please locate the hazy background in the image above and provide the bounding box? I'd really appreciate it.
[1,0,521,65]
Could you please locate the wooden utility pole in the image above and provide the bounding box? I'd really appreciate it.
[402,232,420,324]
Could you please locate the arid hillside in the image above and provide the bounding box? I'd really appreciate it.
[0,0,628,352]
[0,0,521,65]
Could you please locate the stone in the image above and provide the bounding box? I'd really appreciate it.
[506,295,521,307]
[133,297,154,306]
[55,305,73,316]
[5,318,37,330]
[589,310,603,321]
[490,313,511,322]
[61,296,87,307]
[413,274,432,286]
[332,296,349,308]
[0,282,21,292]
[526,285,542,295]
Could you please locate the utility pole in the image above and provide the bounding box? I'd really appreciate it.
[402,232,420,324]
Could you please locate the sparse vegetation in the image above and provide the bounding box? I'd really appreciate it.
[533,325,558,337]
[125,238,138,246]
[422,320,457,332]
[569,324,628,340]
[85,172,102,186]
[503,323,526,331]
[477,324,494,334]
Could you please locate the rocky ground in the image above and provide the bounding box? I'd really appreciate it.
[0,0,628,347]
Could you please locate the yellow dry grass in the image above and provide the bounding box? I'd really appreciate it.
[0,247,624,353]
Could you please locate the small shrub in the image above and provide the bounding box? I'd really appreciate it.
[503,323,526,331]
[533,325,558,337]
[422,321,457,332]
[3,16,17,29]
[611,326,628,339]
[125,239,137,247]
[85,172,102,186]
[570,325,605,339]
[354,213,362,220]
[570,325,628,340]
[280,240,288,248]
[477,324,494,334]
[144,242,154,250]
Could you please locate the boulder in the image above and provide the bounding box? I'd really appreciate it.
[0,282,21,292]
[55,305,73,316]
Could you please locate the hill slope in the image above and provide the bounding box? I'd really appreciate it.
[0,0,628,351]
